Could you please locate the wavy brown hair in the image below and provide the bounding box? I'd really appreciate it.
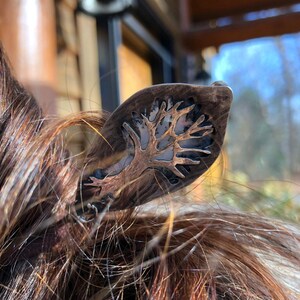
[0,46,299,300]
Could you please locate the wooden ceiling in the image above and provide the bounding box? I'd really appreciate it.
[181,0,300,51]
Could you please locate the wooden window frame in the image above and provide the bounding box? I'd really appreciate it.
[97,3,175,111]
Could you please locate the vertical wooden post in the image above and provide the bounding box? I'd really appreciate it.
[180,0,191,32]
[0,0,57,114]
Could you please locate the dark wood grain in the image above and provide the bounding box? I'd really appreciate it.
[183,12,300,50]
[76,83,232,219]
[188,0,300,23]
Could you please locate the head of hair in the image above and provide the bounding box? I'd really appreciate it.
[0,46,299,300]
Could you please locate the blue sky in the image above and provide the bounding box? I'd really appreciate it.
[211,33,300,116]
[213,35,299,91]
[210,33,300,179]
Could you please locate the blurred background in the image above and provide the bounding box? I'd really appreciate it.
[0,0,300,222]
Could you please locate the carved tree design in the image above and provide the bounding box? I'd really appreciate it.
[77,97,215,220]
[123,99,213,178]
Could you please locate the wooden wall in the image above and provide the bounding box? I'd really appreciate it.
[0,0,102,118]
[56,0,102,153]
[118,43,152,102]
[56,0,101,116]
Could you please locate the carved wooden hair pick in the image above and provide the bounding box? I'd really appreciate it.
[75,82,232,222]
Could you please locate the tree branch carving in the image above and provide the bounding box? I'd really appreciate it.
[77,98,214,220]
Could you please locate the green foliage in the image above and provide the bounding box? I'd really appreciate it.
[205,171,300,224]
[212,35,300,179]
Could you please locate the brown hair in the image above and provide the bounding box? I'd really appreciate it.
[0,46,299,299]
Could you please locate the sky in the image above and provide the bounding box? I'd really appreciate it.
[209,32,300,179]
[212,33,300,102]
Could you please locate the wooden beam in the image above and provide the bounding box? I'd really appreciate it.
[189,0,300,23]
[183,12,300,51]
[0,0,57,114]
[179,0,190,31]
[144,0,180,37]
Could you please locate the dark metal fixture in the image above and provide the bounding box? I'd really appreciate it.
[79,0,135,17]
